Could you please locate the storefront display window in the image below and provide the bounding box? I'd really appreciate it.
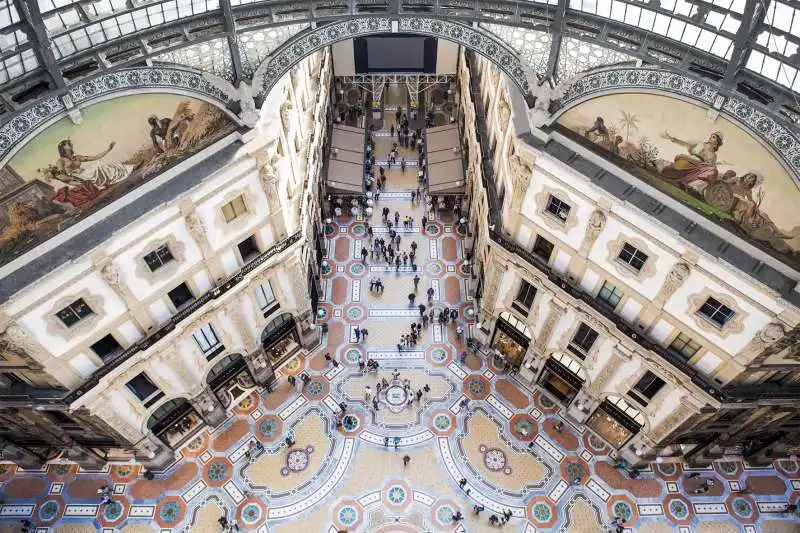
[491,311,532,366]
[586,397,645,449]
[261,313,301,367]
[147,398,204,449]
[538,353,586,405]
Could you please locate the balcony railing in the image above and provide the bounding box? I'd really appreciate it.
[463,51,796,405]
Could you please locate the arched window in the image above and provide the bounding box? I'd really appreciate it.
[206,353,246,390]
[261,313,295,345]
[147,398,190,430]
[499,311,532,339]
[550,352,588,381]
[606,395,646,427]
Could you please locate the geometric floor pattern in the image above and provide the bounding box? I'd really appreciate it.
[1,152,800,533]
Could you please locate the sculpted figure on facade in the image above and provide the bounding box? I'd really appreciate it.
[509,153,532,197]
[259,155,282,212]
[185,211,208,251]
[579,210,607,256]
[654,262,691,305]
[100,262,121,289]
[280,99,294,133]
[533,300,566,355]
[740,322,786,361]
[499,95,511,132]
[5,324,38,355]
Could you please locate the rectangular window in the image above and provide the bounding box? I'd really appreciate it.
[56,298,93,327]
[0,372,26,388]
[668,332,702,360]
[697,297,736,327]
[221,195,247,223]
[597,280,624,309]
[167,282,194,309]
[193,324,220,353]
[532,235,554,262]
[237,235,260,262]
[512,280,537,314]
[617,243,648,272]
[628,371,665,406]
[90,334,123,361]
[254,280,277,310]
[143,244,175,272]
[126,372,160,401]
[568,323,598,359]
[545,195,571,221]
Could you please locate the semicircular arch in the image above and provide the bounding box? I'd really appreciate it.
[548,66,800,182]
[254,17,533,103]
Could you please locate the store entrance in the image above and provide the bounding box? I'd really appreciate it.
[537,353,586,405]
[261,313,302,368]
[586,397,645,449]
[147,398,204,449]
[206,353,255,409]
[491,312,532,367]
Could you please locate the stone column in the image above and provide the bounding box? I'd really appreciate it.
[189,388,227,427]
[258,155,288,241]
[532,300,566,357]
[286,256,321,350]
[180,200,226,283]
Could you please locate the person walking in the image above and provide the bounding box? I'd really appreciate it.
[408,293,416,305]
[364,386,372,402]
[394,211,400,225]
[427,286,434,302]
[403,455,411,467]
[418,303,426,317]
[413,274,420,291]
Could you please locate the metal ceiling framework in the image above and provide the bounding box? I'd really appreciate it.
[1,0,799,122]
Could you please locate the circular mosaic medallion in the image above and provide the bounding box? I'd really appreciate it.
[731,497,753,519]
[306,380,325,397]
[457,262,471,276]
[0,464,9,476]
[325,224,335,237]
[428,262,443,275]
[532,503,551,522]
[426,223,441,236]
[565,461,586,482]
[464,306,475,319]
[316,307,329,320]
[658,463,677,476]
[103,501,123,521]
[539,395,555,408]
[669,499,688,519]
[387,485,407,505]
[159,502,181,523]
[483,448,508,471]
[116,465,133,477]
[346,305,364,320]
[613,501,633,521]
[240,503,263,526]
[238,395,254,410]
[259,418,279,438]
[344,348,362,364]
[384,385,408,407]
[351,223,366,236]
[434,414,452,431]
[719,461,738,474]
[281,446,314,476]
[207,461,228,482]
[431,347,447,363]
[587,433,607,452]
[54,464,71,476]
[321,262,333,276]
[338,505,359,526]
[342,414,360,432]
[467,377,487,396]
[348,263,365,276]
[39,500,59,521]
[433,504,456,526]
[514,418,535,437]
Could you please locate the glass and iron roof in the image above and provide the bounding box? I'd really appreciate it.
[0,0,798,117]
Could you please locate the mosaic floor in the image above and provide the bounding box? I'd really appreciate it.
[2,144,800,533]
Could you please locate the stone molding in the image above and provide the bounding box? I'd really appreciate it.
[686,288,747,338]
[212,186,257,235]
[134,234,188,284]
[605,234,657,282]
[653,262,691,307]
[44,290,106,342]
[534,186,579,233]
[577,209,606,257]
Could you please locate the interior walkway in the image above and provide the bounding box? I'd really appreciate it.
[0,119,799,533]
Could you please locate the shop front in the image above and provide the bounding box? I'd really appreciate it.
[206,353,255,409]
[491,311,532,366]
[586,396,645,449]
[537,352,587,405]
[261,313,301,367]
[147,398,204,449]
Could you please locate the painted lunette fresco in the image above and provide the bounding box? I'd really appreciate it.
[557,93,800,271]
[0,94,237,267]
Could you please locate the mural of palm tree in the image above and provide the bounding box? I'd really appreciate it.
[618,111,640,143]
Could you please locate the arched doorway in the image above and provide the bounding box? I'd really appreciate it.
[146,398,204,449]
[491,311,532,366]
[206,353,255,408]
[537,352,587,406]
[586,395,646,449]
[261,313,301,367]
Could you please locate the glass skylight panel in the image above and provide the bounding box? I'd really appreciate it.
[0,50,38,85]
[153,37,233,79]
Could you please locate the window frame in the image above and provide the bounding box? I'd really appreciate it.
[221,194,248,223]
[568,323,599,359]
[668,332,702,360]
[142,244,175,272]
[617,242,649,272]
[254,280,277,310]
[193,323,220,353]
[628,370,665,407]
[512,279,537,314]
[531,234,555,262]
[56,298,94,328]
[697,296,736,328]
[126,372,161,402]
[597,280,624,309]
[545,194,571,222]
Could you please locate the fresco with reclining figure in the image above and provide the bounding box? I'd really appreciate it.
[0,94,237,267]
[558,93,800,271]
